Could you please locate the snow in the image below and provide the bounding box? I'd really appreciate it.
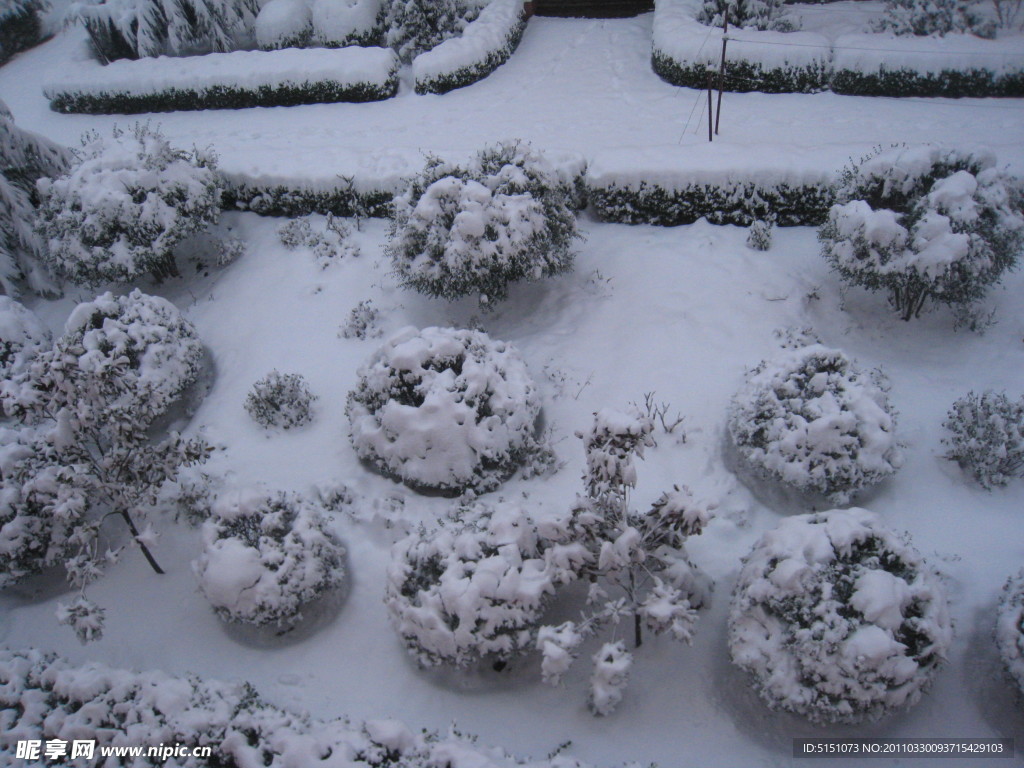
[255,0,313,49]
[312,0,383,46]
[412,0,523,84]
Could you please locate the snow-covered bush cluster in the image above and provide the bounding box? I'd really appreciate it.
[996,570,1024,695]
[0,648,601,768]
[341,299,382,339]
[346,326,543,495]
[820,146,1024,321]
[36,124,221,286]
[0,296,49,379]
[729,508,953,724]
[385,501,588,668]
[729,343,901,504]
[412,0,525,94]
[942,390,1024,489]
[0,0,45,64]
[245,371,318,430]
[697,0,796,32]
[193,490,345,627]
[68,0,260,60]
[277,213,360,268]
[388,140,578,305]
[875,0,993,38]
[0,100,68,297]
[0,290,210,638]
[746,219,774,250]
[385,0,480,64]
[537,409,713,715]
[256,0,384,49]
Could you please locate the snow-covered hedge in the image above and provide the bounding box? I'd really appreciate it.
[193,490,345,627]
[587,146,835,227]
[412,0,526,95]
[346,326,542,495]
[651,0,1024,96]
[0,647,605,768]
[942,391,1024,489]
[256,0,385,49]
[729,343,900,504]
[820,146,1024,321]
[729,508,953,724]
[44,46,400,114]
[36,124,221,286]
[386,502,587,667]
[996,570,1024,695]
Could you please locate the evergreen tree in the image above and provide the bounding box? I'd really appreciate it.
[384,0,476,63]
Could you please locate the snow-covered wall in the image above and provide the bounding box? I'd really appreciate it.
[412,0,526,95]
[44,46,400,114]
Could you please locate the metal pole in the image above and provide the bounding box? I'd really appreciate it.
[715,9,729,135]
[707,70,714,142]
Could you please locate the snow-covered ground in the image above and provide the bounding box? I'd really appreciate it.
[1,11,1023,768]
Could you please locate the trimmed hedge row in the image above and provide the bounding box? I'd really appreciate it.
[221,179,395,218]
[412,0,526,95]
[45,46,399,114]
[829,66,1024,97]
[651,49,831,95]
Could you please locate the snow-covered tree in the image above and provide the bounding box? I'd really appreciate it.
[746,219,773,251]
[874,0,993,37]
[385,501,588,668]
[193,490,345,627]
[0,297,49,379]
[0,0,46,63]
[819,146,1024,321]
[537,409,713,715]
[69,0,261,60]
[383,0,477,63]
[245,371,317,430]
[729,508,953,724]
[729,343,901,504]
[942,390,1024,489]
[996,569,1024,695]
[388,140,578,305]
[347,326,543,495]
[696,0,795,31]
[36,124,221,286]
[0,100,69,297]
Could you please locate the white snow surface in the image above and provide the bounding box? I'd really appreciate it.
[0,11,1023,768]
[412,0,523,84]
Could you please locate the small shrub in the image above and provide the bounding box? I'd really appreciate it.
[388,140,578,305]
[996,570,1024,695]
[729,343,901,504]
[697,0,796,30]
[36,124,221,286]
[340,299,382,340]
[278,214,359,268]
[245,371,317,430]
[874,0,994,37]
[942,390,1024,488]
[746,219,774,250]
[346,326,542,495]
[385,502,588,668]
[729,508,953,723]
[819,146,1024,321]
[193,490,345,627]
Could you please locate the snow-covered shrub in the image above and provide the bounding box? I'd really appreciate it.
[194,490,345,627]
[384,0,479,63]
[0,0,45,64]
[389,141,578,304]
[278,214,359,267]
[820,146,1024,321]
[341,299,382,339]
[412,0,526,95]
[255,0,312,49]
[589,641,632,717]
[55,595,105,644]
[385,502,588,668]
[746,219,774,250]
[36,124,221,286]
[729,508,953,724]
[874,0,993,38]
[942,390,1024,488]
[996,570,1024,695]
[0,100,69,297]
[245,371,318,430]
[69,0,260,60]
[312,0,385,46]
[347,326,542,495]
[729,343,900,504]
[697,0,796,31]
[0,297,49,379]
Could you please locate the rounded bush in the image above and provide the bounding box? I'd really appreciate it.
[346,326,541,495]
[388,140,577,305]
[0,297,50,379]
[385,501,585,667]
[36,124,221,286]
[996,570,1024,695]
[819,146,1024,321]
[729,508,952,724]
[245,371,317,430]
[942,390,1024,489]
[193,490,345,627]
[729,343,900,504]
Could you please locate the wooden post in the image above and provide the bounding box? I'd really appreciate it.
[707,70,714,142]
[715,9,728,135]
